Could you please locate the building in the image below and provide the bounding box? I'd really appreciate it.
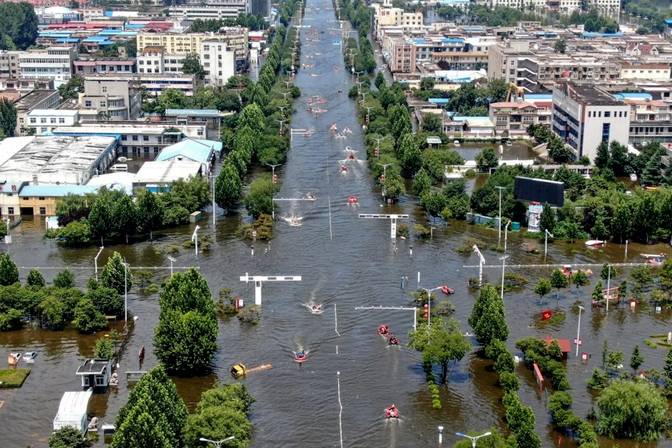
[487,41,534,85]
[53,390,93,434]
[75,359,113,390]
[53,122,208,156]
[19,184,97,216]
[619,63,671,82]
[19,46,77,87]
[0,51,21,78]
[552,82,630,161]
[80,76,142,121]
[14,90,61,135]
[168,1,249,20]
[26,109,80,134]
[163,108,230,139]
[0,135,117,185]
[372,0,424,36]
[517,55,620,92]
[621,96,672,145]
[156,138,222,174]
[73,58,136,75]
[443,114,496,137]
[489,0,619,17]
[0,181,26,217]
[80,73,196,99]
[137,46,188,75]
[249,0,270,17]
[201,40,236,86]
[133,159,203,192]
[0,78,54,92]
[136,29,249,72]
[489,100,552,136]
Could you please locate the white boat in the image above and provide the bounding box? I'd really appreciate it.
[585,240,605,247]
[453,140,461,147]
[22,352,37,362]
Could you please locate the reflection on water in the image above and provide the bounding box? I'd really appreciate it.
[0,0,671,447]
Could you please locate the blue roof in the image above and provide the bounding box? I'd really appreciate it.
[442,37,464,44]
[20,184,97,197]
[581,31,623,38]
[613,92,653,101]
[164,109,221,118]
[156,139,222,164]
[524,93,552,100]
[665,19,672,25]
[429,98,450,104]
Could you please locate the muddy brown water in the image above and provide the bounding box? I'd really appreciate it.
[1,1,671,446]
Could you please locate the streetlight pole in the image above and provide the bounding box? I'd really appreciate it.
[455,431,492,448]
[422,286,443,326]
[503,221,510,255]
[500,255,509,300]
[123,261,130,324]
[575,305,584,357]
[94,246,104,282]
[605,264,611,312]
[210,173,216,228]
[167,255,175,277]
[544,229,554,261]
[192,225,200,257]
[495,186,506,247]
[199,436,235,448]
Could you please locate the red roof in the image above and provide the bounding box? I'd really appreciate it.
[544,336,570,353]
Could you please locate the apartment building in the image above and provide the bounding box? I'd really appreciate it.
[619,63,671,82]
[137,47,188,75]
[26,109,79,134]
[385,37,416,73]
[168,0,249,20]
[489,99,552,136]
[80,76,142,121]
[552,82,630,161]
[619,96,672,145]
[0,51,21,78]
[136,29,249,72]
[73,58,136,75]
[517,55,620,91]
[18,46,76,87]
[15,90,61,135]
[201,41,235,86]
[487,41,534,85]
[490,0,620,17]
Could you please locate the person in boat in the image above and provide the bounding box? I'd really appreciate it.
[295,349,305,358]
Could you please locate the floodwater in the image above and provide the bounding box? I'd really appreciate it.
[1,0,671,447]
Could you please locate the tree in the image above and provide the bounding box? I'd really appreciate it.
[244,175,277,219]
[630,345,644,372]
[412,167,431,196]
[539,203,556,233]
[237,103,266,134]
[422,113,442,132]
[153,269,218,375]
[572,270,589,288]
[549,269,569,298]
[57,220,92,247]
[215,162,242,212]
[0,99,17,137]
[72,298,107,334]
[554,38,567,54]
[57,75,84,101]
[181,53,205,80]
[641,149,662,186]
[113,366,187,448]
[547,137,575,164]
[398,134,422,176]
[476,147,499,172]
[596,380,667,441]
[534,278,551,301]
[88,195,112,245]
[49,427,92,448]
[468,285,508,346]
[136,190,163,239]
[101,252,130,295]
[94,337,114,360]
[87,285,123,317]
[0,253,18,286]
[0,3,38,50]
[594,141,611,169]
[664,349,672,383]
[53,269,75,288]
[26,269,45,288]
[382,172,405,201]
[111,194,137,244]
[38,296,67,330]
[408,317,470,382]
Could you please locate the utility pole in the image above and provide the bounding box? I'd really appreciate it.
[94,246,104,282]
[500,255,509,300]
[544,229,554,260]
[575,305,584,357]
[495,186,506,247]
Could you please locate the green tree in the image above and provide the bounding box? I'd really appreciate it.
[136,190,163,239]
[38,296,67,330]
[664,349,672,382]
[594,141,611,169]
[408,317,470,382]
[398,134,422,176]
[26,269,45,288]
[237,103,266,134]
[534,278,551,301]
[113,366,187,447]
[554,38,567,53]
[57,75,84,101]
[422,113,442,132]
[56,220,92,247]
[215,162,242,212]
[49,426,92,448]
[468,285,508,346]
[0,99,17,137]
[111,194,137,244]
[101,252,130,295]
[94,337,114,360]
[181,53,205,80]
[0,3,38,49]
[475,147,499,172]
[550,269,569,296]
[382,172,405,201]
[630,345,644,372]
[87,285,123,317]
[53,269,75,288]
[572,270,589,288]
[244,175,277,219]
[0,253,19,286]
[88,195,112,245]
[72,298,107,334]
[596,380,667,441]
[411,167,431,196]
[539,203,556,233]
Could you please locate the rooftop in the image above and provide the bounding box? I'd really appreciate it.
[14,90,59,111]
[556,82,621,106]
[28,109,79,118]
[20,184,97,197]
[164,108,223,118]
[76,359,110,375]
[134,160,202,185]
[156,138,222,164]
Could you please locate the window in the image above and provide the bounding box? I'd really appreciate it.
[85,100,92,107]
[604,111,611,118]
[50,118,56,124]
[39,207,46,215]
[40,118,46,124]
[8,207,14,215]
[132,135,138,141]
[601,123,611,142]
[59,118,65,123]
[29,118,36,124]
[38,196,45,200]
[102,86,107,93]
[100,101,106,107]
[143,135,149,141]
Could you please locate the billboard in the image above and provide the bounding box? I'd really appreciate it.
[514,176,564,207]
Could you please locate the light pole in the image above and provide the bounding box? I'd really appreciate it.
[94,246,104,282]
[575,305,584,357]
[499,255,509,300]
[544,229,554,260]
[473,245,486,287]
[455,431,492,448]
[192,225,200,257]
[210,173,216,227]
[422,285,443,326]
[503,221,510,255]
[605,263,611,312]
[199,436,235,448]
[495,186,506,247]
[438,426,444,445]
[123,261,130,324]
[167,255,176,277]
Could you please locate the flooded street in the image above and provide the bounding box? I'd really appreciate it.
[1,0,671,447]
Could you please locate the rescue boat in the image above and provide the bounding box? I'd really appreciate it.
[347,195,359,205]
[387,335,400,346]
[385,405,399,419]
[293,350,309,363]
[440,285,454,295]
[378,324,389,336]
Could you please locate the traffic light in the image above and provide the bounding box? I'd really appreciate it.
[272,174,278,184]
[374,147,380,157]
[379,174,385,183]
[423,304,429,320]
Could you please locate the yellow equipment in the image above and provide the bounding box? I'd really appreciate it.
[230,363,272,379]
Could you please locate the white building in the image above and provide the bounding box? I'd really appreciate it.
[200,40,235,86]
[19,46,76,87]
[552,82,630,162]
[489,0,619,16]
[168,1,249,20]
[26,109,79,135]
